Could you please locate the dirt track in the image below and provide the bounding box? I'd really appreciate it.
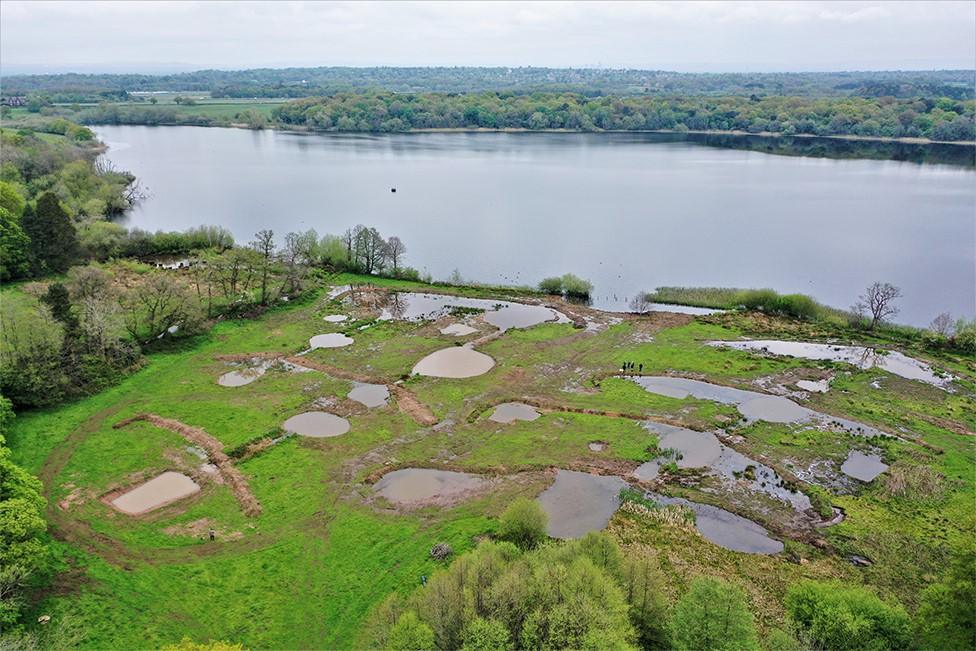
[114,414,262,516]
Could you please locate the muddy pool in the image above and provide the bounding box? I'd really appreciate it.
[374,468,487,505]
[309,333,355,349]
[709,340,952,388]
[841,450,889,482]
[380,292,568,331]
[489,402,541,423]
[348,382,390,408]
[629,376,889,436]
[412,346,496,378]
[218,358,312,387]
[644,422,811,510]
[647,493,785,554]
[111,471,200,515]
[537,470,627,539]
[282,411,351,437]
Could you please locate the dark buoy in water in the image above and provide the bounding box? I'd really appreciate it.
[391,187,397,193]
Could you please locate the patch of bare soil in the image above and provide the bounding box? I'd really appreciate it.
[388,386,438,426]
[114,414,261,516]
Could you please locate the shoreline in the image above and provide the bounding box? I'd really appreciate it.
[87,120,975,148]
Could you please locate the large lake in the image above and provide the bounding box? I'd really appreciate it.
[94,126,976,326]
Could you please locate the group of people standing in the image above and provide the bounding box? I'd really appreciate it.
[621,361,643,373]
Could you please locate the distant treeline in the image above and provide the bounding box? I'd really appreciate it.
[4,67,975,101]
[268,92,976,141]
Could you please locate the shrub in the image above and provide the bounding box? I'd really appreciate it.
[785,580,911,651]
[497,498,548,550]
[560,273,593,299]
[538,276,563,295]
[804,484,834,519]
[915,542,976,651]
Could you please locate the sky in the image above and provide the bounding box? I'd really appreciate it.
[1,1,974,75]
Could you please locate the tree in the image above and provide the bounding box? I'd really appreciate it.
[670,578,760,651]
[930,312,954,337]
[621,555,669,650]
[387,611,435,651]
[915,542,976,651]
[0,182,31,280]
[22,193,79,275]
[497,498,548,550]
[387,236,407,273]
[629,292,653,314]
[853,282,902,330]
[250,229,275,305]
[41,283,79,333]
[277,230,317,299]
[352,225,389,274]
[462,618,512,651]
[0,430,50,629]
[785,580,911,651]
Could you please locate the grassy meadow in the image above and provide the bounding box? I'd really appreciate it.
[5,274,973,648]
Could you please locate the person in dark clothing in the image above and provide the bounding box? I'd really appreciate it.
[209,529,216,542]
[639,363,643,373]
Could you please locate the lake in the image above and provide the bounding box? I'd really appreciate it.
[94,126,976,326]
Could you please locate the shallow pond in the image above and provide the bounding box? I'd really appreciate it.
[645,422,811,510]
[218,358,312,387]
[648,493,785,554]
[537,469,627,539]
[380,292,568,331]
[841,450,889,482]
[282,411,351,438]
[323,314,349,322]
[709,340,952,388]
[412,346,496,378]
[374,468,487,505]
[629,376,888,437]
[796,379,830,393]
[639,303,724,316]
[348,382,389,408]
[489,402,541,424]
[111,471,200,515]
[309,333,355,349]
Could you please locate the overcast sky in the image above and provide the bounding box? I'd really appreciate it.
[2,1,974,75]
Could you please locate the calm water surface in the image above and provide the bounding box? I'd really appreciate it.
[95,126,976,326]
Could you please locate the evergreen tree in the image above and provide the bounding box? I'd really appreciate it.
[23,192,79,275]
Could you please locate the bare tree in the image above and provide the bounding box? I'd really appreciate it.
[930,312,954,337]
[853,282,902,330]
[629,292,653,314]
[386,236,407,272]
[250,229,276,305]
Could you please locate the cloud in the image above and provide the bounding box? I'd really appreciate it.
[1,0,973,73]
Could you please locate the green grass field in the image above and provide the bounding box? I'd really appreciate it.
[6,276,973,648]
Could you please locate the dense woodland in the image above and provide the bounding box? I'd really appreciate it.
[4,67,975,100]
[269,92,976,140]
